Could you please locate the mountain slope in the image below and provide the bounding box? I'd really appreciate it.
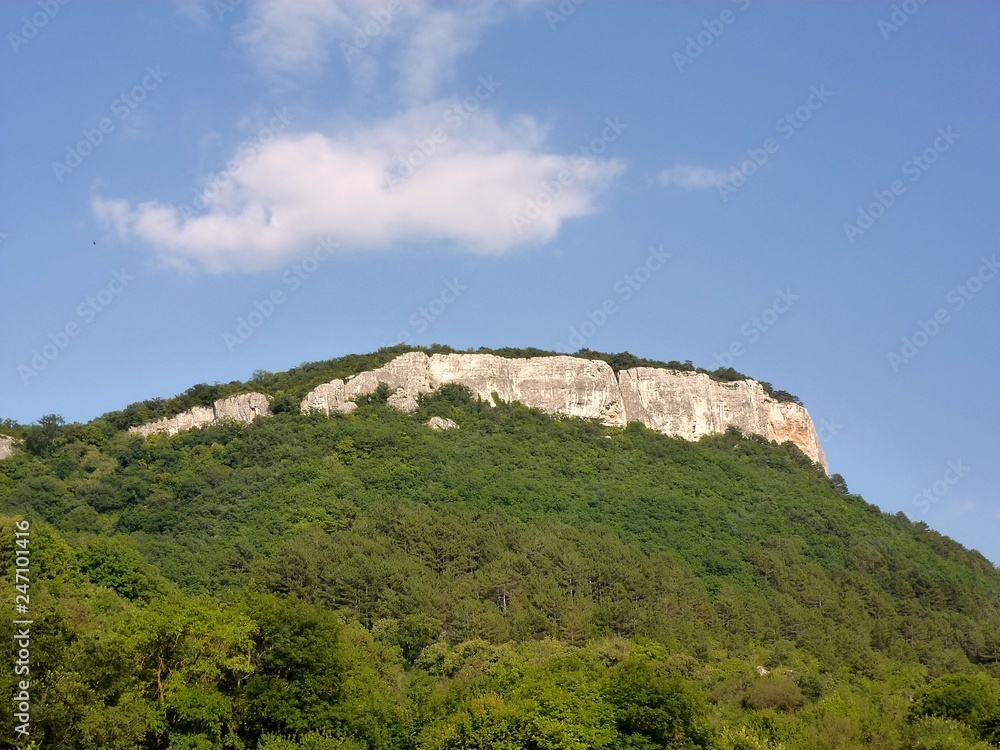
[0,360,998,749]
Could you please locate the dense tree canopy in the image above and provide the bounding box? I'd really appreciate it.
[0,374,997,748]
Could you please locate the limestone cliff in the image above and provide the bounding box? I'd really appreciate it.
[126,353,826,471]
[0,435,14,460]
[301,352,828,471]
[129,393,271,437]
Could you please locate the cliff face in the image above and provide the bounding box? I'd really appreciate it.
[0,435,14,460]
[766,401,827,472]
[300,353,623,421]
[126,353,827,471]
[301,352,828,472]
[129,393,271,437]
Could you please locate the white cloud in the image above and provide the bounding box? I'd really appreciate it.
[657,164,735,190]
[234,0,510,100]
[394,6,496,102]
[93,104,623,273]
[148,1,619,273]
[235,0,354,75]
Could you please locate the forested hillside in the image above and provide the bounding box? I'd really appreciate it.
[1,371,999,749]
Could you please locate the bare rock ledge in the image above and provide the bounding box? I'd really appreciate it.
[125,354,826,472]
[128,393,271,437]
[300,352,828,472]
[426,416,459,431]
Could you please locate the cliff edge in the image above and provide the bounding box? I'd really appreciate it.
[128,393,271,437]
[123,352,826,472]
[301,352,828,472]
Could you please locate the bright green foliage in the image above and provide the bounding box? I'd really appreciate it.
[0,362,999,748]
[911,673,1000,743]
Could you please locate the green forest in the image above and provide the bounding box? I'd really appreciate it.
[1,350,999,749]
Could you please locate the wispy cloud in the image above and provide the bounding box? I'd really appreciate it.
[657,164,735,190]
[234,0,516,101]
[394,5,498,102]
[235,0,354,76]
[171,0,213,27]
[142,0,617,273]
[93,104,622,272]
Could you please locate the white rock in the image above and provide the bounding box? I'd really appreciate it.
[129,392,271,437]
[426,416,459,430]
[127,353,828,473]
[302,353,828,472]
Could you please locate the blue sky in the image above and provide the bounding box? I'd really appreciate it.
[1,1,998,560]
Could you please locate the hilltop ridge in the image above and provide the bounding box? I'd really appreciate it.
[2,347,999,748]
[116,349,827,471]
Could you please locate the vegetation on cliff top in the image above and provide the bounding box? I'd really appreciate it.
[31,345,803,434]
[0,381,997,748]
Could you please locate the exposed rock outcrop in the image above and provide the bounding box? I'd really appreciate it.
[300,379,357,415]
[301,353,828,471]
[426,416,459,431]
[129,393,271,437]
[766,401,827,472]
[126,353,827,471]
[0,435,15,460]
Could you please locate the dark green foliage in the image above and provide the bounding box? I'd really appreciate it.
[0,355,998,748]
[830,472,849,494]
[739,677,806,712]
[237,595,347,739]
[606,659,711,748]
[25,413,66,455]
[764,388,803,406]
[575,348,696,374]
